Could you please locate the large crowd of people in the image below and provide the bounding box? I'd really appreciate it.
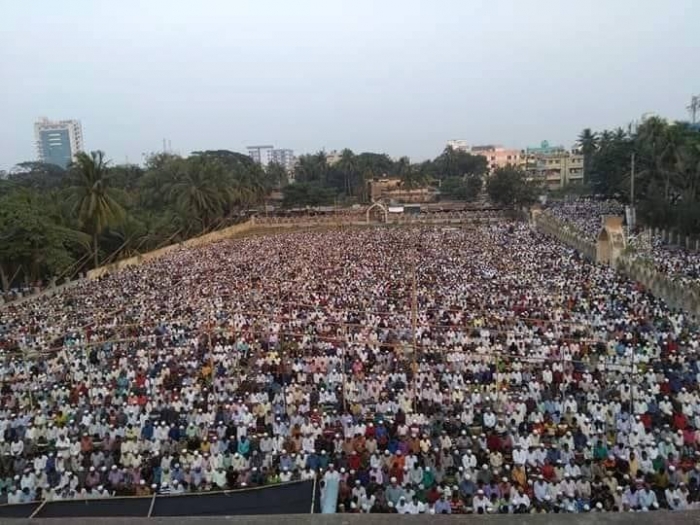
[1,222,699,515]
[628,236,700,287]
[544,199,700,287]
[543,199,625,242]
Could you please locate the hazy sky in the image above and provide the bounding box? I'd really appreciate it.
[1,0,699,170]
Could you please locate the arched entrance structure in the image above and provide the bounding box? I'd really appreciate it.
[366,202,388,224]
[596,215,626,267]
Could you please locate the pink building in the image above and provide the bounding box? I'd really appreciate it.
[471,145,523,172]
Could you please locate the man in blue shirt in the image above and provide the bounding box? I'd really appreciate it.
[434,493,452,514]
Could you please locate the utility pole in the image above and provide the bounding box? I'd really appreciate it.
[411,260,418,413]
[629,152,636,231]
[688,95,700,125]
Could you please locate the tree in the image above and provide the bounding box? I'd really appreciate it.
[588,129,633,197]
[577,128,598,184]
[281,182,335,208]
[335,149,358,196]
[441,176,482,201]
[399,166,430,191]
[108,164,144,192]
[66,151,126,268]
[487,166,537,208]
[8,162,66,191]
[264,162,288,190]
[434,147,488,180]
[0,191,85,291]
[584,117,700,234]
[294,152,329,185]
[168,156,230,233]
[394,156,436,191]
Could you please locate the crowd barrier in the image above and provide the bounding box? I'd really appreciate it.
[534,212,700,317]
[534,213,597,261]
[0,480,319,519]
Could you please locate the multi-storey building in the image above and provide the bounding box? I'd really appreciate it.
[268,148,296,171]
[446,139,470,152]
[34,117,84,168]
[247,145,274,166]
[525,141,584,188]
[470,145,524,172]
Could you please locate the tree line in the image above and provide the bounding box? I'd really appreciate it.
[578,118,700,234]
[287,147,488,206]
[0,146,492,290]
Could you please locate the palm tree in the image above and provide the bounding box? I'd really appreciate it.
[671,131,700,205]
[577,128,599,185]
[67,151,125,268]
[400,166,429,191]
[440,146,458,179]
[394,156,410,179]
[336,149,357,196]
[313,151,329,186]
[169,157,227,232]
[636,117,673,202]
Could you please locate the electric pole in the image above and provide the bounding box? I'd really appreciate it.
[630,152,635,205]
[630,152,636,231]
[688,95,700,125]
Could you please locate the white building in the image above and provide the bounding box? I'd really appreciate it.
[446,139,470,152]
[325,150,342,165]
[268,148,296,171]
[247,145,274,167]
[34,117,84,168]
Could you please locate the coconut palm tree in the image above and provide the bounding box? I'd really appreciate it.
[169,157,228,232]
[635,116,675,202]
[439,146,459,179]
[336,149,357,196]
[67,151,125,268]
[577,128,599,185]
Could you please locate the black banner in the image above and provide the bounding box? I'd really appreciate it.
[15,480,318,518]
[0,502,39,518]
[36,497,152,518]
[153,480,316,517]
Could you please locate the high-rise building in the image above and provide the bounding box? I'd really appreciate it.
[34,117,84,168]
[248,145,297,171]
[268,148,296,171]
[247,145,274,166]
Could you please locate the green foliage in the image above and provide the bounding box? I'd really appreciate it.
[487,166,537,208]
[587,129,634,196]
[440,176,482,201]
[282,182,336,208]
[433,146,489,180]
[584,118,700,234]
[265,162,288,189]
[0,191,86,291]
[0,143,489,288]
[66,151,126,267]
[577,128,598,184]
[7,162,66,191]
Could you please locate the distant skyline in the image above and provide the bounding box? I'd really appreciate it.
[1,0,699,170]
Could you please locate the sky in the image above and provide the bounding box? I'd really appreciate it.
[1,0,699,170]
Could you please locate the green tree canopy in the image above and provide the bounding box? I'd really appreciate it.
[66,151,126,268]
[584,118,700,233]
[281,182,335,208]
[487,166,538,208]
[440,176,482,201]
[0,191,86,291]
